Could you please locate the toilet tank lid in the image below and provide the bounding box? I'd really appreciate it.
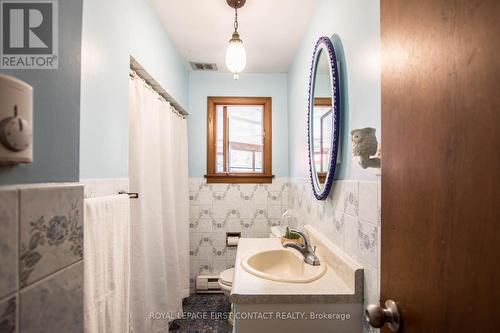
[220,268,235,284]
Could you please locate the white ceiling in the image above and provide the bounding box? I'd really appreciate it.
[151,0,316,73]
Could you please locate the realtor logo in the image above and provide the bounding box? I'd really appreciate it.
[0,0,58,69]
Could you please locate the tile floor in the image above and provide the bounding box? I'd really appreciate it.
[169,294,232,333]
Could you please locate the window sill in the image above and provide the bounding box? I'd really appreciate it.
[205,174,275,184]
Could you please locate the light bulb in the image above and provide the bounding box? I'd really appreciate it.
[226,40,246,78]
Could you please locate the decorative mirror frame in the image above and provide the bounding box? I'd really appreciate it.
[307,36,341,200]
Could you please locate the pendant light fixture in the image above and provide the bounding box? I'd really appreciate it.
[225,0,246,80]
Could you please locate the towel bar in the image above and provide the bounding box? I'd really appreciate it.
[118,191,139,199]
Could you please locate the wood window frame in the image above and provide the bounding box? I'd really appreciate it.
[206,96,274,184]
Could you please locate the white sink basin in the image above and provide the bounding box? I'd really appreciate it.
[241,249,326,283]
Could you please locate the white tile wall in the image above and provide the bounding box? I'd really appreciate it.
[189,176,381,313]
[188,177,289,290]
[0,189,18,300]
[0,183,84,333]
[288,177,381,323]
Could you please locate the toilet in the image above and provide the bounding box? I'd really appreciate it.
[218,268,235,325]
[218,267,234,296]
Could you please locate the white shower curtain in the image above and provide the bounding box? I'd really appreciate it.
[129,75,190,333]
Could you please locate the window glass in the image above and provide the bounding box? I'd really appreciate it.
[215,105,264,173]
[216,106,224,172]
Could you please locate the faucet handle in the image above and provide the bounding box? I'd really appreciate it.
[313,246,317,253]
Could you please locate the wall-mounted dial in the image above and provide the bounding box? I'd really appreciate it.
[0,105,33,152]
[0,74,33,164]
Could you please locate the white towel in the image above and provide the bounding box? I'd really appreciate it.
[84,195,130,333]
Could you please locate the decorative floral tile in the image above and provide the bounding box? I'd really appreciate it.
[268,205,285,219]
[329,180,344,211]
[189,205,200,219]
[188,191,199,205]
[252,219,268,233]
[226,248,237,261]
[198,181,213,193]
[253,187,268,204]
[0,189,18,299]
[343,181,359,217]
[267,178,285,192]
[359,182,379,224]
[188,178,202,192]
[196,218,214,233]
[212,191,227,205]
[305,193,313,214]
[225,185,242,204]
[281,190,290,207]
[20,261,83,333]
[318,197,334,221]
[225,260,235,270]
[226,218,242,232]
[197,191,213,205]
[240,219,254,231]
[239,184,257,202]
[252,231,270,238]
[211,218,227,232]
[253,206,268,219]
[0,295,16,333]
[239,204,257,218]
[267,218,281,230]
[190,260,214,279]
[19,184,83,288]
[212,238,227,259]
[268,191,282,205]
[211,205,227,219]
[190,233,214,259]
[209,184,228,194]
[358,220,379,268]
[331,211,345,248]
[213,259,229,275]
[189,218,199,232]
[343,214,359,261]
[225,207,241,219]
[192,205,213,219]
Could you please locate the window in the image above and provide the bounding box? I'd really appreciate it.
[312,98,332,183]
[206,97,273,183]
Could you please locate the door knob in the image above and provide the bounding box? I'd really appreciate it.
[365,300,401,332]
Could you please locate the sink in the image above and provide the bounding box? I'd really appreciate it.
[241,249,326,283]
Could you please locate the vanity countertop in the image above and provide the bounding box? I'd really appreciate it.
[230,237,363,304]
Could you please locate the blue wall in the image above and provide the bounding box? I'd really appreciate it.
[79,0,130,180]
[1,0,379,185]
[288,0,381,181]
[79,0,189,180]
[0,0,83,185]
[188,72,289,177]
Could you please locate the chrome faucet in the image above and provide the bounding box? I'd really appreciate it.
[282,229,320,266]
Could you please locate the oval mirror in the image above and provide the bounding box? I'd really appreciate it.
[307,36,341,200]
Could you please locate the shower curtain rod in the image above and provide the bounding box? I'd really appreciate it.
[129,69,186,119]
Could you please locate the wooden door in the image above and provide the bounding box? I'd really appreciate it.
[381,0,500,332]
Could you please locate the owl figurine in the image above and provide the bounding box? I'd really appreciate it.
[351,127,381,169]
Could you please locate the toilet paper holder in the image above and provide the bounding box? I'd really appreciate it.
[226,232,241,247]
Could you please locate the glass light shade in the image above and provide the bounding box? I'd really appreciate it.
[225,40,246,75]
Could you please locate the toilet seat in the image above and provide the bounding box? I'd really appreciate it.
[218,268,235,325]
[219,268,234,286]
